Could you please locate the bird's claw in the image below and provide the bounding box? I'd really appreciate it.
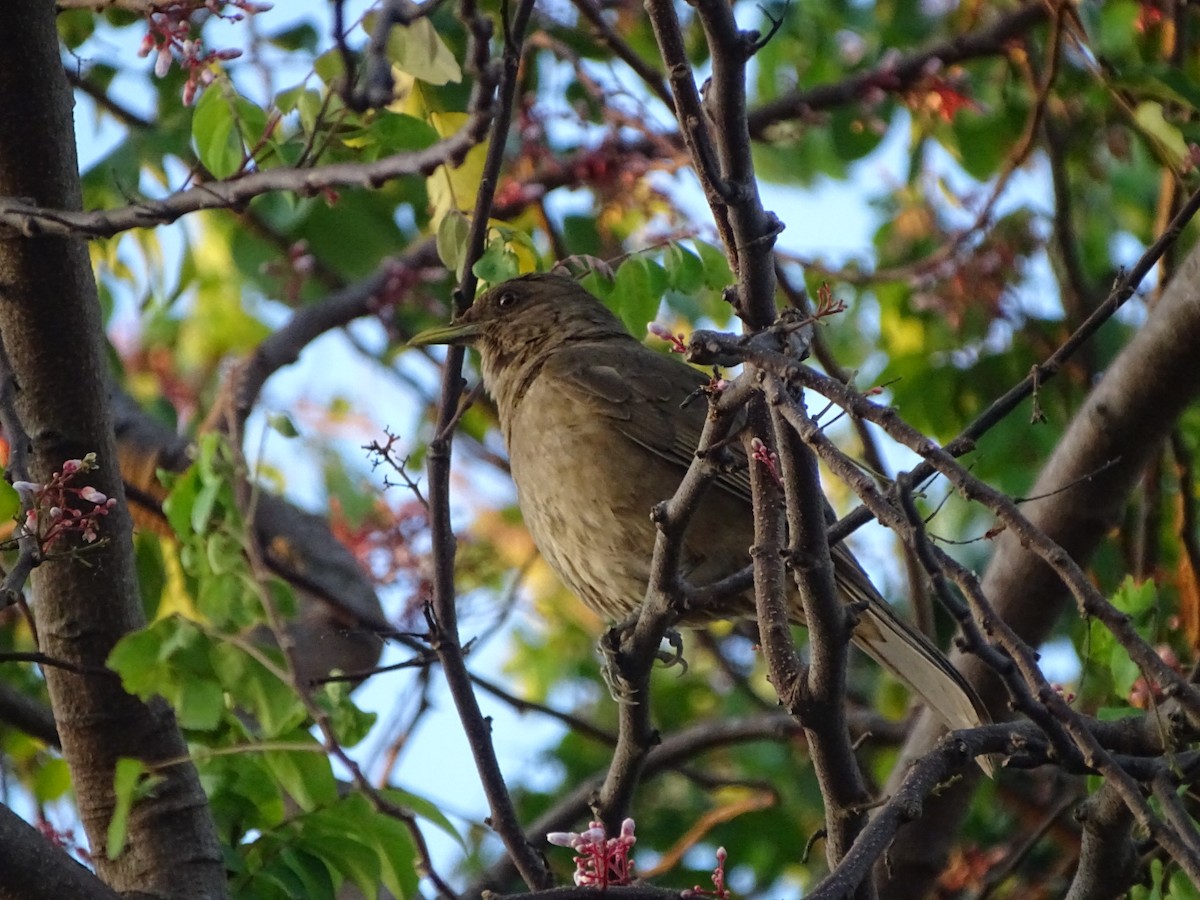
[598,623,689,702]
[656,628,688,674]
[599,619,638,703]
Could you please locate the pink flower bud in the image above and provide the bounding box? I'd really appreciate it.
[79,486,107,504]
[155,48,173,78]
[647,322,672,339]
[11,481,41,499]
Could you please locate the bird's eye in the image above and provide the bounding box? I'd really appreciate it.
[496,290,519,310]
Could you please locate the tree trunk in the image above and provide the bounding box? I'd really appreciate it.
[0,4,225,897]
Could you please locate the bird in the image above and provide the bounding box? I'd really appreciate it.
[411,272,989,747]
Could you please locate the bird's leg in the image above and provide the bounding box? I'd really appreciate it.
[598,614,641,703]
[598,619,689,702]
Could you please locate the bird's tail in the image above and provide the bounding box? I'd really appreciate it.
[832,546,993,776]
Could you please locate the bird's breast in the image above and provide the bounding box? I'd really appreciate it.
[502,380,677,619]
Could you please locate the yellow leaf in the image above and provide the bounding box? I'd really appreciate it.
[386,17,462,86]
[425,111,488,227]
[385,69,418,116]
[1134,101,1188,165]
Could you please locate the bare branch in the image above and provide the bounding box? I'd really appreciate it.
[0,118,494,240]
[423,0,553,889]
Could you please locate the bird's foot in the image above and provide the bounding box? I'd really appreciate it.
[598,623,689,703]
[598,618,638,703]
[656,628,688,674]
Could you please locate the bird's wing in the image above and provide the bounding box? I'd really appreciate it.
[544,343,754,500]
[544,343,993,749]
[836,555,992,740]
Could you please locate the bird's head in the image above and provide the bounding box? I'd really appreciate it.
[409,273,633,392]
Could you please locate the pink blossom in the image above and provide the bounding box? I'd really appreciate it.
[547,819,636,887]
[647,322,688,354]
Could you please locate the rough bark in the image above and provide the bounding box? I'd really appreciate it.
[0,4,225,897]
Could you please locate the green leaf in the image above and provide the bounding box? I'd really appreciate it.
[611,257,664,336]
[436,209,470,278]
[205,533,244,576]
[212,642,306,738]
[274,846,338,900]
[1169,865,1200,899]
[381,787,464,849]
[176,677,225,731]
[1094,0,1141,57]
[1107,641,1142,698]
[32,758,71,803]
[692,239,733,290]
[0,479,19,523]
[562,215,602,258]
[264,746,338,812]
[107,627,166,694]
[107,758,147,859]
[316,680,377,748]
[267,23,319,52]
[358,809,420,899]
[356,113,440,155]
[266,412,301,439]
[192,87,244,179]
[197,571,252,625]
[313,49,346,86]
[191,477,223,534]
[274,83,311,115]
[666,243,705,296]
[1112,576,1158,617]
[472,240,520,285]
[162,467,200,539]
[134,532,167,621]
[1134,101,1189,165]
[302,797,384,896]
[951,100,1027,181]
[830,106,886,162]
[385,17,462,85]
[233,95,269,158]
[57,8,96,48]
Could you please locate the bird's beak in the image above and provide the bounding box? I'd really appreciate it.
[407,319,483,347]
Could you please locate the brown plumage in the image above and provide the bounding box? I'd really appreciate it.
[412,273,989,748]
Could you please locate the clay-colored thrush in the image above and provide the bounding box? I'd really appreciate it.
[412,273,988,739]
